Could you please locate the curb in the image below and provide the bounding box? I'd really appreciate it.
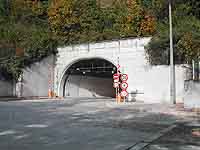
[0,97,63,102]
[0,97,22,101]
[127,124,177,150]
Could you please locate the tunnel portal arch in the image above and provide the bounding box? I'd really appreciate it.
[58,57,117,98]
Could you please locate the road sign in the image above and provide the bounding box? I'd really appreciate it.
[114,78,119,82]
[121,90,128,97]
[113,73,119,79]
[120,82,128,90]
[113,82,119,88]
[121,74,128,81]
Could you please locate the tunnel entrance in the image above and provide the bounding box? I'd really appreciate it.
[62,58,117,98]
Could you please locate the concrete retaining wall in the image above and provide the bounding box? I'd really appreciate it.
[133,65,186,103]
[21,55,54,97]
[184,82,200,109]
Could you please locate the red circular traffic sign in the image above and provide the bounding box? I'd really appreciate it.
[120,90,128,97]
[114,78,119,82]
[113,82,119,88]
[121,74,128,81]
[113,73,119,79]
[120,82,128,89]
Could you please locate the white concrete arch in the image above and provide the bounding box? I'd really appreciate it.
[55,38,150,97]
[60,56,116,81]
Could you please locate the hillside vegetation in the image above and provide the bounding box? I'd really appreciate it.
[0,0,199,79]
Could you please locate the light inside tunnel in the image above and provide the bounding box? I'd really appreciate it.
[63,58,117,98]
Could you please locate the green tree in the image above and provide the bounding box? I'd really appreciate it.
[0,0,56,80]
[145,0,200,65]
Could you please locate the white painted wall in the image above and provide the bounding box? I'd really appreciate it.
[55,38,187,103]
[133,65,186,103]
[184,82,200,109]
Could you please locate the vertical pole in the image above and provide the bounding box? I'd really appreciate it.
[117,87,119,103]
[192,60,195,80]
[117,57,120,103]
[115,88,117,102]
[48,65,52,98]
[169,0,176,104]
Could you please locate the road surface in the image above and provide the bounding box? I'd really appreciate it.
[0,98,199,150]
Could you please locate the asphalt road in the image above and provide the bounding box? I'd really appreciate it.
[0,98,199,150]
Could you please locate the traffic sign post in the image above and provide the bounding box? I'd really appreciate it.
[114,78,119,83]
[113,73,119,79]
[113,63,129,103]
[120,74,128,81]
[120,82,128,90]
[113,82,119,88]
[121,90,128,97]
[113,72,120,103]
[120,74,129,102]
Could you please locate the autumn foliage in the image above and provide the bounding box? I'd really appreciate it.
[139,13,156,36]
[1,0,200,79]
